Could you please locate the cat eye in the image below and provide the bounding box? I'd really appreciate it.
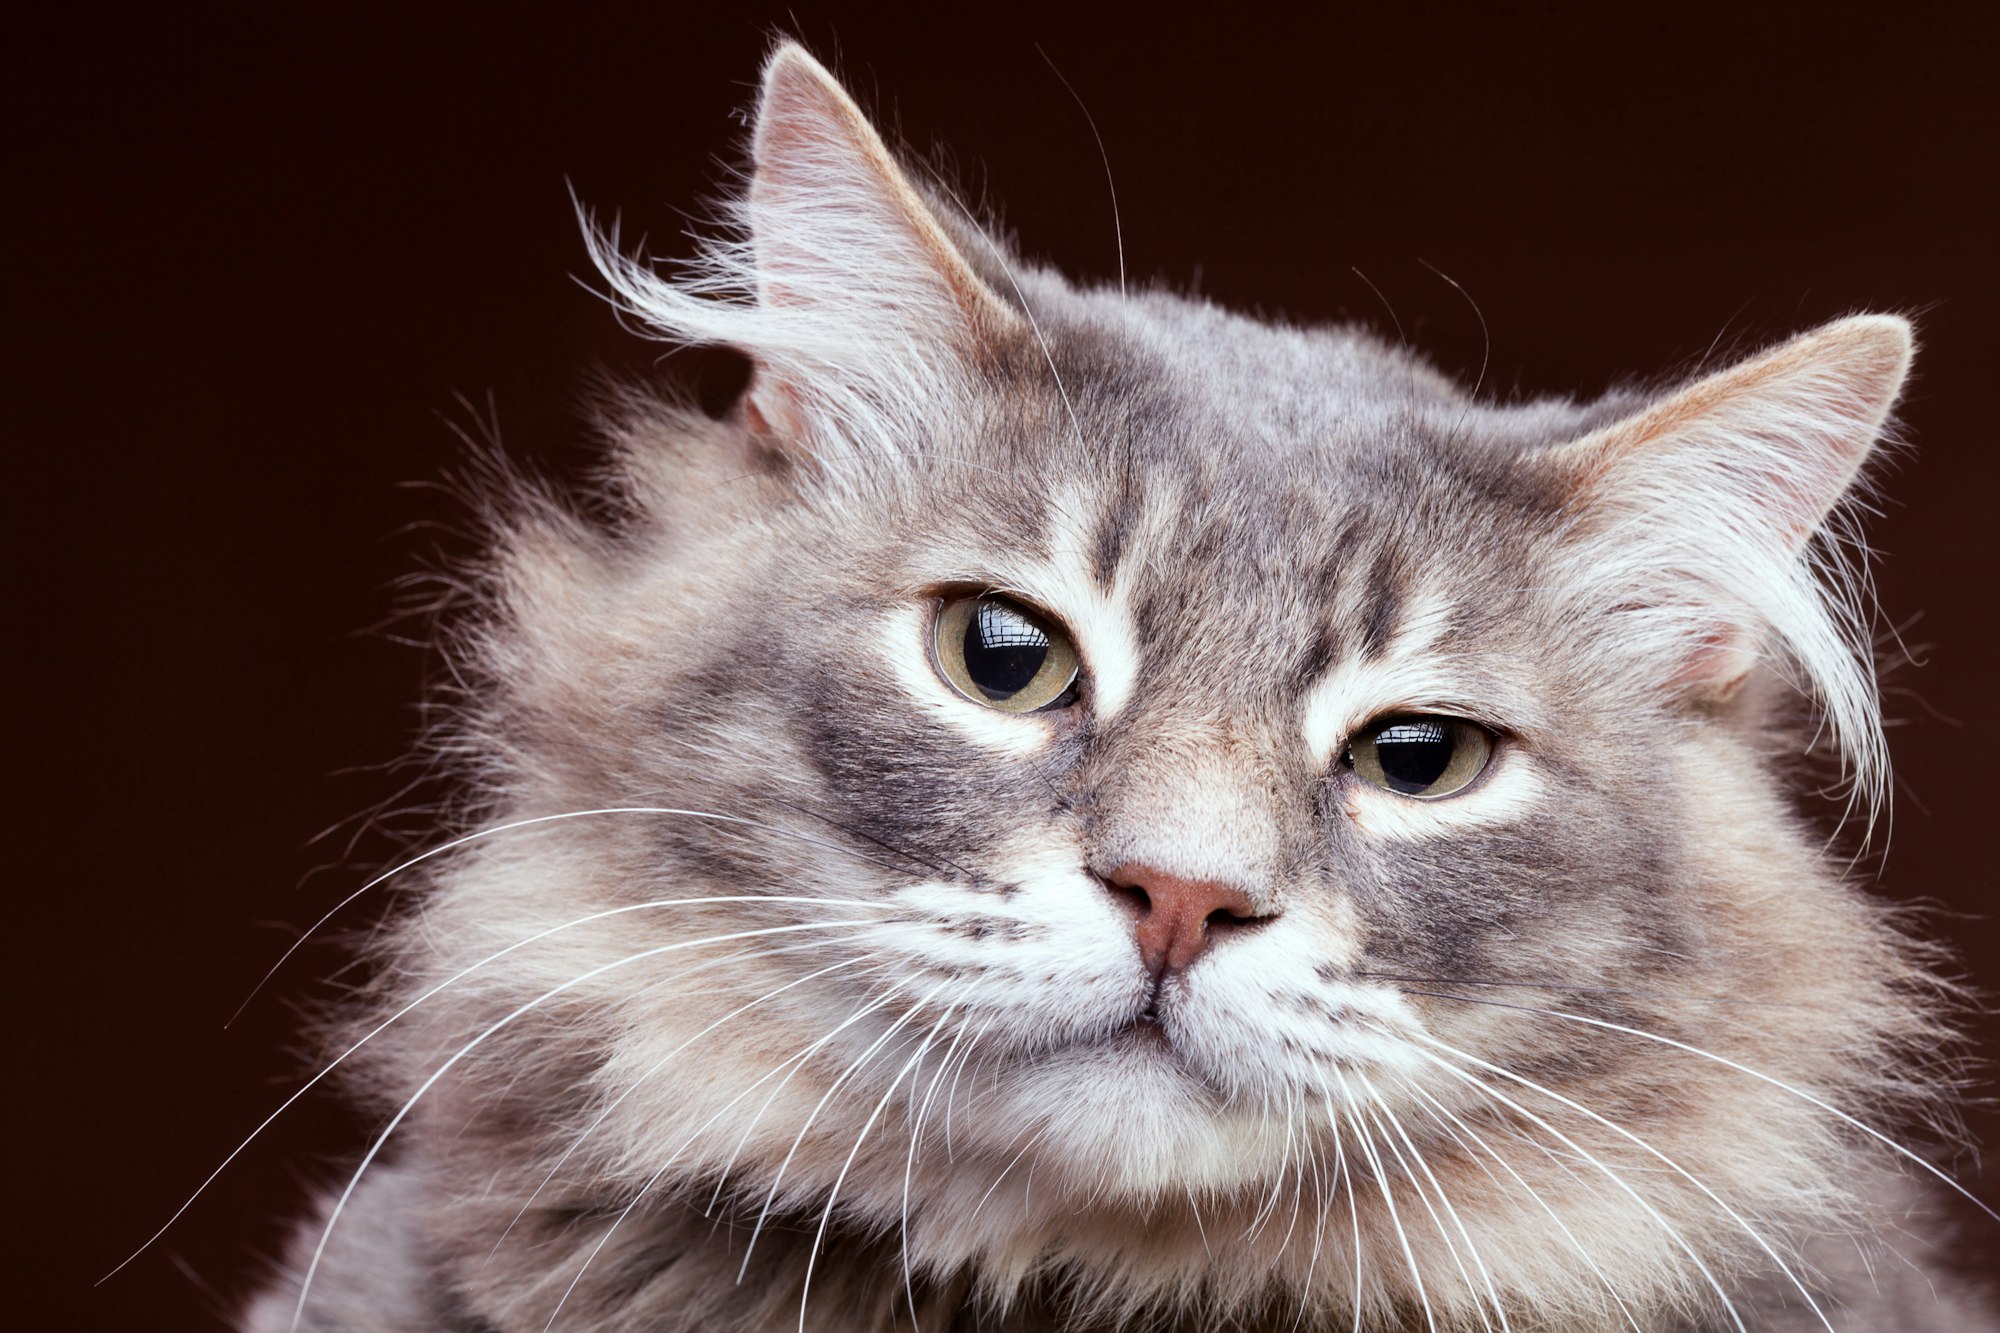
[1344,715,1494,799]
[933,594,1081,714]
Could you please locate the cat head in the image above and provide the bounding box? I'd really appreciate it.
[413,43,1932,1326]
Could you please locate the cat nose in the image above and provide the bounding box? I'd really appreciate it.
[1102,863,1272,976]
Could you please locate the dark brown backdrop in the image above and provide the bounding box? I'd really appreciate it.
[17,5,1998,1328]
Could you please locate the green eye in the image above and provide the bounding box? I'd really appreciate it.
[933,594,1081,714]
[1345,715,1494,798]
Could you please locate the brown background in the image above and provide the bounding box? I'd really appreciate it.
[16,4,1998,1328]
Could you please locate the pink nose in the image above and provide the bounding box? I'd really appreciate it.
[1103,863,1268,976]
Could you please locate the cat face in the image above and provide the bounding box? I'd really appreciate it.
[397,43,1930,1325]
[589,359,1674,1182]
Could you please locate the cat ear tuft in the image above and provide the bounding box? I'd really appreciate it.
[579,41,1018,470]
[1566,314,1911,552]
[1547,315,1913,814]
[749,43,1018,342]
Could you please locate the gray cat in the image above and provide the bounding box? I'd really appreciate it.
[237,41,1993,1333]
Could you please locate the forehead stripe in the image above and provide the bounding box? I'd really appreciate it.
[1301,587,1455,764]
[1015,485,1147,723]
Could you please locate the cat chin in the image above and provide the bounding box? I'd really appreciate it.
[962,1031,1325,1195]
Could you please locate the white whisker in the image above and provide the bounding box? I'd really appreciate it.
[1355,1091,1490,1333]
[1327,1082,1367,1330]
[487,950,875,1266]
[899,1009,980,1319]
[968,1123,1052,1226]
[1397,1073,1643,1331]
[109,896,885,1286]
[541,971,907,1331]
[703,982,908,1216]
[1391,1034,1749,1333]
[288,918,889,1330]
[1411,1029,1836,1332]
[1425,994,1996,1225]
[1324,1061,1436,1333]
[1360,1071,1506,1333]
[799,991,956,1333]
[1034,43,1124,298]
[223,805,908,1029]
[741,978,942,1272]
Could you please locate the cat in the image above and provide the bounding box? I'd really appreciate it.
[230,40,1993,1333]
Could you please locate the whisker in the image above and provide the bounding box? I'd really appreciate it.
[1277,1094,1311,1264]
[1419,258,1490,403]
[485,950,875,1266]
[290,917,888,1330]
[1324,1061,1436,1333]
[1407,989,1998,1225]
[1396,1073,1643,1331]
[703,981,908,1215]
[1390,1031,1752,1333]
[543,972,907,1331]
[1354,971,1743,1006]
[763,794,978,884]
[942,1013,1004,1160]
[224,804,908,1027]
[900,1009,980,1318]
[1290,1112,1331,1328]
[1356,1091,1491,1333]
[920,172,1091,461]
[741,979,942,1273]
[799,991,957,1333]
[1183,1180,1213,1259]
[968,1122,1052,1226]
[1302,1066,1348,1316]
[1242,1095,1296,1243]
[1360,1072,1507,1333]
[105,895,887,1285]
[1321,1082,1366,1331]
[1034,43,1124,298]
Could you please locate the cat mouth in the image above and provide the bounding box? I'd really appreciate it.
[1117,982,1197,1052]
[1088,1015,1243,1099]
[1094,1011,1187,1062]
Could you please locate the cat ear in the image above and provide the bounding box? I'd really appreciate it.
[583,42,1019,463]
[1546,315,1911,799]
[1561,315,1910,555]
[747,44,1019,348]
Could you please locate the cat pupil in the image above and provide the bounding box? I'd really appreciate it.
[963,601,1049,700]
[1374,720,1454,793]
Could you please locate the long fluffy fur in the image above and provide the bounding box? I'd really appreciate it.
[237,41,1990,1333]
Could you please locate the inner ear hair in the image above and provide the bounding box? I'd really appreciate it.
[1545,315,1912,811]
[577,40,1023,478]
[1566,314,1911,551]
[749,43,1022,345]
